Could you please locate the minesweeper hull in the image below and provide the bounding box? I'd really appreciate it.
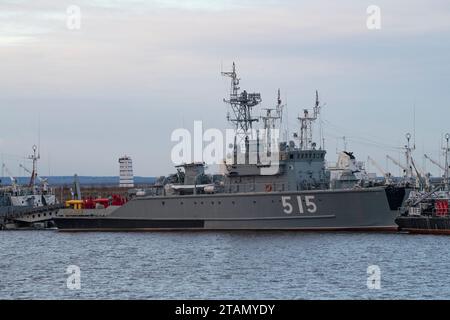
[54,187,407,232]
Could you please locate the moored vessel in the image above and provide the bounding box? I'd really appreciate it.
[1,146,62,230]
[54,63,409,232]
[396,134,450,235]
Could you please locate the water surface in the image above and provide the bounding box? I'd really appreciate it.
[0,231,448,299]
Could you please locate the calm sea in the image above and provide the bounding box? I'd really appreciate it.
[0,231,448,300]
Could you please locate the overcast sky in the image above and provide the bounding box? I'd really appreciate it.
[1,0,450,178]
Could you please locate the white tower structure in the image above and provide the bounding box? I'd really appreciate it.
[119,155,134,188]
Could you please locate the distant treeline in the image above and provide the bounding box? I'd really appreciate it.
[0,176,156,186]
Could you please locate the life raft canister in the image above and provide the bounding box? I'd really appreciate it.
[265,184,273,192]
[435,200,449,216]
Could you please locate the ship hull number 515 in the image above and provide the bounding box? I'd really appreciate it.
[281,196,317,215]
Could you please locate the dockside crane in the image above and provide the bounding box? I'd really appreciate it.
[424,154,445,172]
[386,154,420,188]
[386,155,409,176]
[1,163,19,193]
[367,156,392,185]
[410,157,431,191]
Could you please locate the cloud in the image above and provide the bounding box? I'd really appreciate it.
[0,0,449,175]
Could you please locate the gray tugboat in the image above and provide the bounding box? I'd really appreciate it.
[54,64,408,231]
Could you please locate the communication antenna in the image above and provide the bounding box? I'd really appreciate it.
[444,133,450,191]
[413,104,416,150]
[38,113,41,160]
[284,93,289,142]
[343,136,348,152]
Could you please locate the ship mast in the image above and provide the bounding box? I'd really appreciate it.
[222,62,261,164]
[298,90,321,150]
[28,145,40,189]
[404,133,415,183]
[260,89,284,158]
[444,133,450,191]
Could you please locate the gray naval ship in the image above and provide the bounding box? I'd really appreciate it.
[54,63,408,231]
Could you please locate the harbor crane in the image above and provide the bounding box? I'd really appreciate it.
[386,154,421,188]
[410,157,431,191]
[367,156,392,185]
[424,154,445,172]
[1,163,19,193]
[386,155,409,176]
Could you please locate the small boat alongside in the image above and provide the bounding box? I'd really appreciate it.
[395,134,450,235]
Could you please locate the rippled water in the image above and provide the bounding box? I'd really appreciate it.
[0,230,449,300]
